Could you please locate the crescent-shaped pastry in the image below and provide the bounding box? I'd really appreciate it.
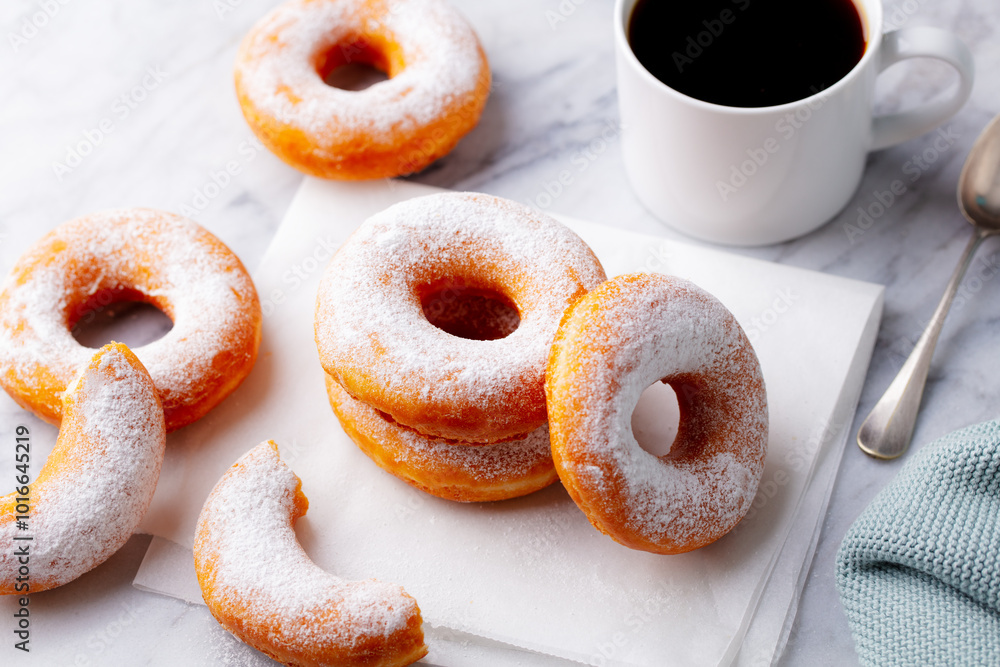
[194,441,427,667]
[0,342,166,593]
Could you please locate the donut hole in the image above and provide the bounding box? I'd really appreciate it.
[317,36,393,91]
[324,62,390,91]
[70,290,173,350]
[420,282,520,341]
[631,380,681,458]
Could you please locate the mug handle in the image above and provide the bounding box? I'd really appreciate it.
[871,27,975,151]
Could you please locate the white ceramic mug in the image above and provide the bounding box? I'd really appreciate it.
[615,0,975,246]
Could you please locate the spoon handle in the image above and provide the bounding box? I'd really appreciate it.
[857,227,989,459]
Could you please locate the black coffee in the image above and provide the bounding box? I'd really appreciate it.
[628,0,866,108]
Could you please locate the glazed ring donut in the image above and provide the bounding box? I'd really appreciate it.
[546,273,769,555]
[315,192,607,443]
[325,374,556,502]
[0,208,262,433]
[234,0,491,180]
[0,343,166,593]
[194,440,427,667]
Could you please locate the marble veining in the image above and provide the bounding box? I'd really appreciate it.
[1,0,999,664]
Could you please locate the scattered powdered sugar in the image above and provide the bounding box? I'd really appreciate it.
[0,344,166,591]
[235,0,487,142]
[0,208,260,431]
[549,273,768,552]
[194,441,422,662]
[327,375,555,498]
[315,191,606,441]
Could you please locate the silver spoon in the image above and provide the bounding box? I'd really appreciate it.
[857,114,1000,460]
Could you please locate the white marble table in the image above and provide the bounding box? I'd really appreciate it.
[1,0,999,664]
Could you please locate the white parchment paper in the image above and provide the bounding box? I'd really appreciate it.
[133,178,883,666]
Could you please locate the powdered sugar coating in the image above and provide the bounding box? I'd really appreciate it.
[194,441,427,666]
[0,343,166,593]
[234,0,490,178]
[546,273,768,555]
[314,191,607,442]
[326,374,556,502]
[0,208,262,432]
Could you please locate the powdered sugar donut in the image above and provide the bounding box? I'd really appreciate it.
[0,343,166,594]
[194,440,427,667]
[314,192,607,443]
[325,375,556,502]
[546,273,768,555]
[234,0,491,180]
[0,208,262,432]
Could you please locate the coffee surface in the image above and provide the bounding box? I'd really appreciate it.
[628,0,866,108]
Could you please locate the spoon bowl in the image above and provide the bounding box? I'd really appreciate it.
[858,113,1000,459]
[959,115,1000,229]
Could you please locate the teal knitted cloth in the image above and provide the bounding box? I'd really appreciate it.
[837,420,1000,666]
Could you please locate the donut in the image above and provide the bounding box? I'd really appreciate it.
[234,0,491,180]
[194,440,427,667]
[314,192,607,443]
[325,374,556,502]
[0,208,262,432]
[545,273,768,555]
[0,343,165,594]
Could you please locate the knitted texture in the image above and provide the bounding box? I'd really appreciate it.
[837,419,1000,666]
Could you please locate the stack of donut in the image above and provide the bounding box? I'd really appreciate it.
[315,192,770,556]
[314,191,608,502]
